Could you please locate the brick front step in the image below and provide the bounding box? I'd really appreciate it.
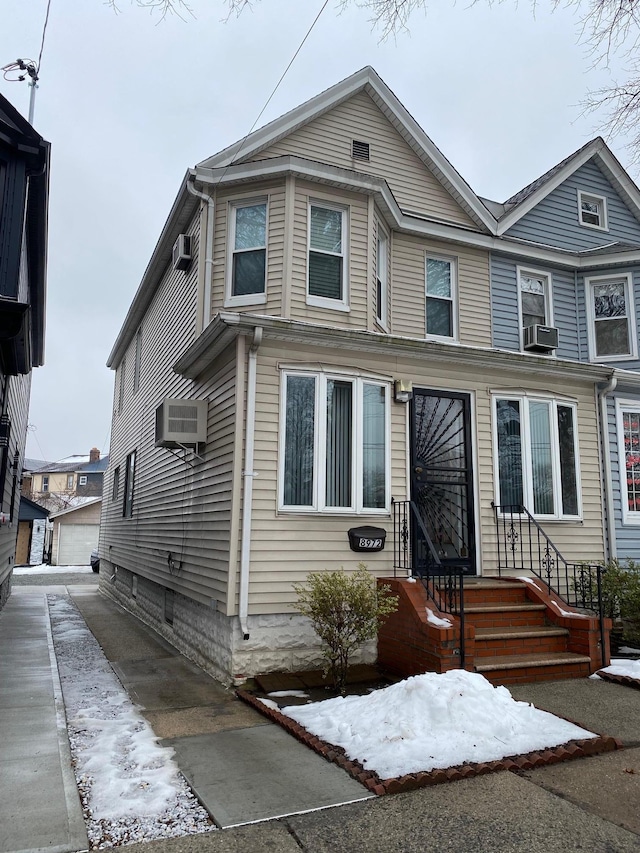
[460,580,530,606]
[473,625,570,657]
[475,651,592,685]
[465,603,547,629]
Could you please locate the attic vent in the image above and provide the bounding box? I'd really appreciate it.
[155,398,208,448]
[172,234,192,271]
[352,139,370,161]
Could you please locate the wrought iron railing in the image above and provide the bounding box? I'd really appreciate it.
[392,498,465,667]
[493,503,607,667]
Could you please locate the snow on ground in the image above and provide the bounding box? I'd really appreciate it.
[280,670,595,780]
[597,659,640,680]
[15,564,93,574]
[48,595,214,848]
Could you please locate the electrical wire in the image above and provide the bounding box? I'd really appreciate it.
[214,0,330,183]
[37,0,53,78]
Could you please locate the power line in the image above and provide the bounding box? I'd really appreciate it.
[37,0,53,77]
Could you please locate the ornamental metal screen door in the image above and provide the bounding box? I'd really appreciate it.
[410,389,476,575]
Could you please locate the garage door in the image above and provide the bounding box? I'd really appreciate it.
[58,524,100,566]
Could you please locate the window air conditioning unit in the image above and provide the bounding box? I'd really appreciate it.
[155,399,207,448]
[523,324,559,352]
[172,234,192,271]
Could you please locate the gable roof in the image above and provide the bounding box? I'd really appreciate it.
[198,66,496,233]
[496,137,640,235]
[18,496,50,520]
[48,497,102,520]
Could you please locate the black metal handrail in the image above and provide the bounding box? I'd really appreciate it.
[392,498,465,668]
[493,503,607,667]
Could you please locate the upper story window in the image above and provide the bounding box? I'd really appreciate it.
[586,273,637,361]
[123,451,136,518]
[79,475,87,486]
[617,401,640,524]
[279,371,389,513]
[307,202,348,311]
[227,199,267,306]
[494,394,580,520]
[112,466,120,502]
[66,474,74,490]
[42,475,49,492]
[425,255,456,340]
[133,325,143,393]
[578,191,608,231]
[376,226,388,329]
[117,357,126,413]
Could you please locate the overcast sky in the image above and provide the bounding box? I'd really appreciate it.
[1,0,636,462]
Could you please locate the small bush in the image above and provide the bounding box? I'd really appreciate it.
[575,559,640,626]
[293,564,398,693]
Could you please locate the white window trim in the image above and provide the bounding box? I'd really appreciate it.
[585,272,637,362]
[79,475,87,486]
[491,393,582,521]
[306,200,350,312]
[375,223,389,331]
[225,197,268,308]
[425,253,458,342]
[516,266,554,351]
[278,370,390,514]
[616,399,640,525]
[577,190,608,231]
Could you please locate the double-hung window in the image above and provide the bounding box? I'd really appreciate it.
[280,372,389,512]
[376,226,388,328]
[123,451,136,518]
[42,475,49,492]
[66,474,74,490]
[518,268,551,335]
[425,255,456,340]
[307,203,348,310]
[578,191,608,230]
[586,274,637,360]
[494,395,580,519]
[227,200,267,304]
[617,402,640,523]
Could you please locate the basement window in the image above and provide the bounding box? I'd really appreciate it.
[352,140,370,161]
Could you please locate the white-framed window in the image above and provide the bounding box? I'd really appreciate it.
[66,474,74,490]
[42,475,49,492]
[578,191,608,230]
[616,400,640,524]
[279,371,390,513]
[123,451,136,518]
[586,273,637,361]
[112,466,120,502]
[117,357,126,414]
[425,255,457,340]
[518,267,552,341]
[226,199,267,306]
[493,394,581,520]
[307,202,349,311]
[79,475,87,486]
[375,224,388,329]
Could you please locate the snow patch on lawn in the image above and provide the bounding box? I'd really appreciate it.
[281,670,595,780]
[599,658,640,680]
[48,595,214,848]
[15,564,93,574]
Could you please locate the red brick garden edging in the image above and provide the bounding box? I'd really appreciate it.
[236,688,622,795]
[596,670,640,691]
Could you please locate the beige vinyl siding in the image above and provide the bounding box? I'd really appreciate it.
[288,181,369,329]
[101,211,238,610]
[237,339,603,614]
[258,91,475,227]
[210,181,286,317]
[392,232,492,347]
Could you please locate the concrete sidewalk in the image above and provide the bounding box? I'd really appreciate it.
[2,582,640,853]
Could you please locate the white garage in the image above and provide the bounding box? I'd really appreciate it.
[49,498,102,566]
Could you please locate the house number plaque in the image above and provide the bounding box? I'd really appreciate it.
[348,526,387,553]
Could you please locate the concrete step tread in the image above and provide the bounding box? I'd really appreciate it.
[460,580,527,589]
[465,603,546,613]
[474,652,591,672]
[474,625,569,640]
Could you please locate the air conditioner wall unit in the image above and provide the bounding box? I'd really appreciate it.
[155,399,207,447]
[523,324,559,352]
[172,234,192,271]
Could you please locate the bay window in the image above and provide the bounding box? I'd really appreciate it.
[228,200,267,303]
[280,372,389,512]
[494,395,580,519]
[307,203,348,309]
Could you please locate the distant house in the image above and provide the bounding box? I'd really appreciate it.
[16,497,49,565]
[0,93,50,610]
[28,448,109,511]
[47,497,101,566]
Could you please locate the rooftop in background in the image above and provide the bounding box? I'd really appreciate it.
[30,447,108,474]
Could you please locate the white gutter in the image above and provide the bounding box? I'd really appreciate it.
[186,178,214,329]
[239,326,263,639]
[598,373,617,561]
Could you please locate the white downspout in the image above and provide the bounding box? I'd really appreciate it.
[239,326,263,639]
[186,178,214,329]
[598,373,617,561]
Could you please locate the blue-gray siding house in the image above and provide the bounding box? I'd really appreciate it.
[488,138,640,561]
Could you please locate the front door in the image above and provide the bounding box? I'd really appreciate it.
[410,389,476,575]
